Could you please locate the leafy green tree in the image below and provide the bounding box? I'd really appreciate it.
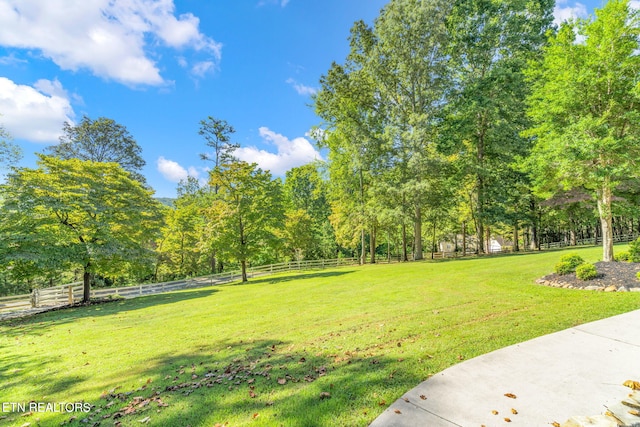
[0,155,163,301]
[525,0,640,261]
[199,116,239,171]
[0,123,21,171]
[283,163,336,259]
[157,201,205,278]
[443,0,554,253]
[367,0,453,260]
[280,209,315,261]
[208,162,284,282]
[46,116,146,183]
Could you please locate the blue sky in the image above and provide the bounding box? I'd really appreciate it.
[0,0,625,198]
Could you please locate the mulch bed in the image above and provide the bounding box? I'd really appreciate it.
[537,261,640,291]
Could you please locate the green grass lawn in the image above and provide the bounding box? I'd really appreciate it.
[1,246,639,427]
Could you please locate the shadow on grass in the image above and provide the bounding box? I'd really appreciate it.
[229,270,356,286]
[42,339,417,427]
[0,288,219,337]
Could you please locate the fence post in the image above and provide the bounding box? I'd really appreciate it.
[68,285,73,304]
[30,289,38,308]
[139,285,143,296]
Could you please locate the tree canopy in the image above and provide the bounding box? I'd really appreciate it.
[0,155,163,301]
[525,0,640,261]
[47,116,147,184]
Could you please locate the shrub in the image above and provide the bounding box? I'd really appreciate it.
[628,238,640,262]
[615,251,631,262]
[559,253,585,270]
[576,263,598,281]
[554,261,574,275]
[637,272,640,281]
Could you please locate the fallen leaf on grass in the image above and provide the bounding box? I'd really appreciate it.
[277,378,287,385]
[252,413,259,419]
[249,390,256,398]
[378,400,386,406]
[320,392,331,400]
[138,416,151,424]
[624,380,640,390]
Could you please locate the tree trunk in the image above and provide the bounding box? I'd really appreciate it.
[241,259,248,282]
[462,221,467,256]
[476,221,484,254]
[401,223,408,262]
[431,219,437,260]
[486,225,491,253]
[414,205,423,260]
[361,229,366,265]
[513,221,519,252]
[82,264,91,303]
[370,225,376,264]
[597,184,614,262]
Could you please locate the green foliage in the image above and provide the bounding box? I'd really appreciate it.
[554,261,574,275]
[636,271,640,281]
[283,164,336,259]
[614,251,631,262]
[198,116,239,169]
[445,0,554,253]
[0,155,163,300]
[525,0,640,261]
[575,263,598,281]
[627,237,640,262]
[0,122,22,170]
[208,161,284,281]
[559,253,585,270]
[47,116,147,184]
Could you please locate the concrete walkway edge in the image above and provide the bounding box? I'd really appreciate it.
[370,309,640,427]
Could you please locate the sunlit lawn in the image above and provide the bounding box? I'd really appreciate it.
[1,245,639,427]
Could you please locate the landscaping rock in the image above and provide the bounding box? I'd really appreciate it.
[538,261,640,291]
[604,285,617,292]
[619,286,629,292]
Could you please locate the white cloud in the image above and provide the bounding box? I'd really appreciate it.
[553,1,587,26]
[192,61,215,77]
[258,0,291,7]
[631,1,640,10]
[0,77,75,142]
[235,127,322,176]
[157,156,201,182]
[0,0,222,86]
[286,78,317,96]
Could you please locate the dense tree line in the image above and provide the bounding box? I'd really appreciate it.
[1,0,639,299]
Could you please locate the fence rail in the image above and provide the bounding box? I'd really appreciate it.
[3,232,639,317]
[0,258,360,315]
